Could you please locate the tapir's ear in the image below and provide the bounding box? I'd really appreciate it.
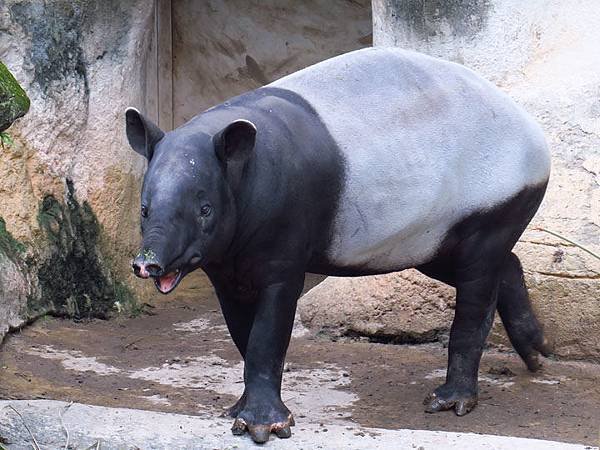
[213,119,257,164]
[125,107,165,160]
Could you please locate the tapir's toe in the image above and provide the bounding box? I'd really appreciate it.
[424,386,478,416]
[524,353,542,372]
[274,423,293,438]
[231,417,247,435]
[230,407,294,443]
[248,424,271,443]
[454,398,478,416]
[538,337,553,357]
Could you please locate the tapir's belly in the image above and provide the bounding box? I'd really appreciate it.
[272,47,550,271]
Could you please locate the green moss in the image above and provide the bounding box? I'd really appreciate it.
[0,217,26,258]
[112,280,143,317]
[33,179,136,319]
[0,62,30,132]
[0,132,14,148]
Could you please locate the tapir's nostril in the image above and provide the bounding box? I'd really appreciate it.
[132,260,163,279]
[132,260,145,278]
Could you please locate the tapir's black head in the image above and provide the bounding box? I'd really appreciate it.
[125,108,256,294]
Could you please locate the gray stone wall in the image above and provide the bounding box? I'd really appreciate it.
[172,0,372,125]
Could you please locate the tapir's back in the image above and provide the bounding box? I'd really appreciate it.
[270,47,550,271]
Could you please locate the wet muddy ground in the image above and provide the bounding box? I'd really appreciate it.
[1,273,599,447]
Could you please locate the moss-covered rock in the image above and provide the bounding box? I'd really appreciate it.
[32,179,134,320]
[0,62,30,132]
[0,0,156,343]
[0,217,26,259]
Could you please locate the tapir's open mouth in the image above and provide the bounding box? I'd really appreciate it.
[153,269,183,294]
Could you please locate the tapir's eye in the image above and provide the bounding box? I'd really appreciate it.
[200,204,212,217]
[141,205,148,218]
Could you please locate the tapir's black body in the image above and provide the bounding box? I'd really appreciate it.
[127,48,551,443]
[197,88,344,284]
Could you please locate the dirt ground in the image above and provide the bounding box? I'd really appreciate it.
[1,273,599,447]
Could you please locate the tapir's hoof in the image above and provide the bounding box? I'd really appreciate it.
[424,386,478,416]
[524,337,554,372]
[231,413,295,443]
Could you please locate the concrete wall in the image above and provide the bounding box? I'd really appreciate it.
[172,0,372,125]
[301,0,600,361]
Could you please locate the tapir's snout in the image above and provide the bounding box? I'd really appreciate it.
[132,253,163,279]
[132,250,184,294]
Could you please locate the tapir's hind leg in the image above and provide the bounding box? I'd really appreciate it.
[420,183,549,416]
[497,252,552,371]
[420,252,551,416]
[423,264,501,416]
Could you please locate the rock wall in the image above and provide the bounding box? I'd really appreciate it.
[300,0,600,361]
[0,0,157,338]
[0,61,29,338]
[172,0,372,125]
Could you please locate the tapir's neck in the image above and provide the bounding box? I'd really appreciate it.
[195,87,346,270]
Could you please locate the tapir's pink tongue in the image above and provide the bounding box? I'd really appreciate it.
[156,271,179,293]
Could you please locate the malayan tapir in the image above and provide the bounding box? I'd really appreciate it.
[127,47,551,443]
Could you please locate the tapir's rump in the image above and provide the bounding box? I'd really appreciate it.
[271,47,551,271]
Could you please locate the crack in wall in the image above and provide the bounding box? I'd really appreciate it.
[532,271,600,280]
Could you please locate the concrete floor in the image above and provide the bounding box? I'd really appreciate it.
[0,274,598,449]
[0,400,595,450]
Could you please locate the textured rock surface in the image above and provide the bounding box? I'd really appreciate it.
[172,0,372,125]
[301,0,600,361]
[300,270,455,343]
[0,400,597,450]
[0,0,156,337]
[0,218,29,340]
[0,400,591,450]
[0,61,30,339]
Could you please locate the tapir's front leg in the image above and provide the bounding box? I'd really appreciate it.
[231,273,304,443]
[209,276,257,418]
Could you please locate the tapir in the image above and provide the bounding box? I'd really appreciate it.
[127,47,551,443]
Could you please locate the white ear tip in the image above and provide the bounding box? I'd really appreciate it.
[235,119,257,131]
[126,107,140,114]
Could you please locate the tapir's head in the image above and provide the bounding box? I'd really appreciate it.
[125,108,256,294]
